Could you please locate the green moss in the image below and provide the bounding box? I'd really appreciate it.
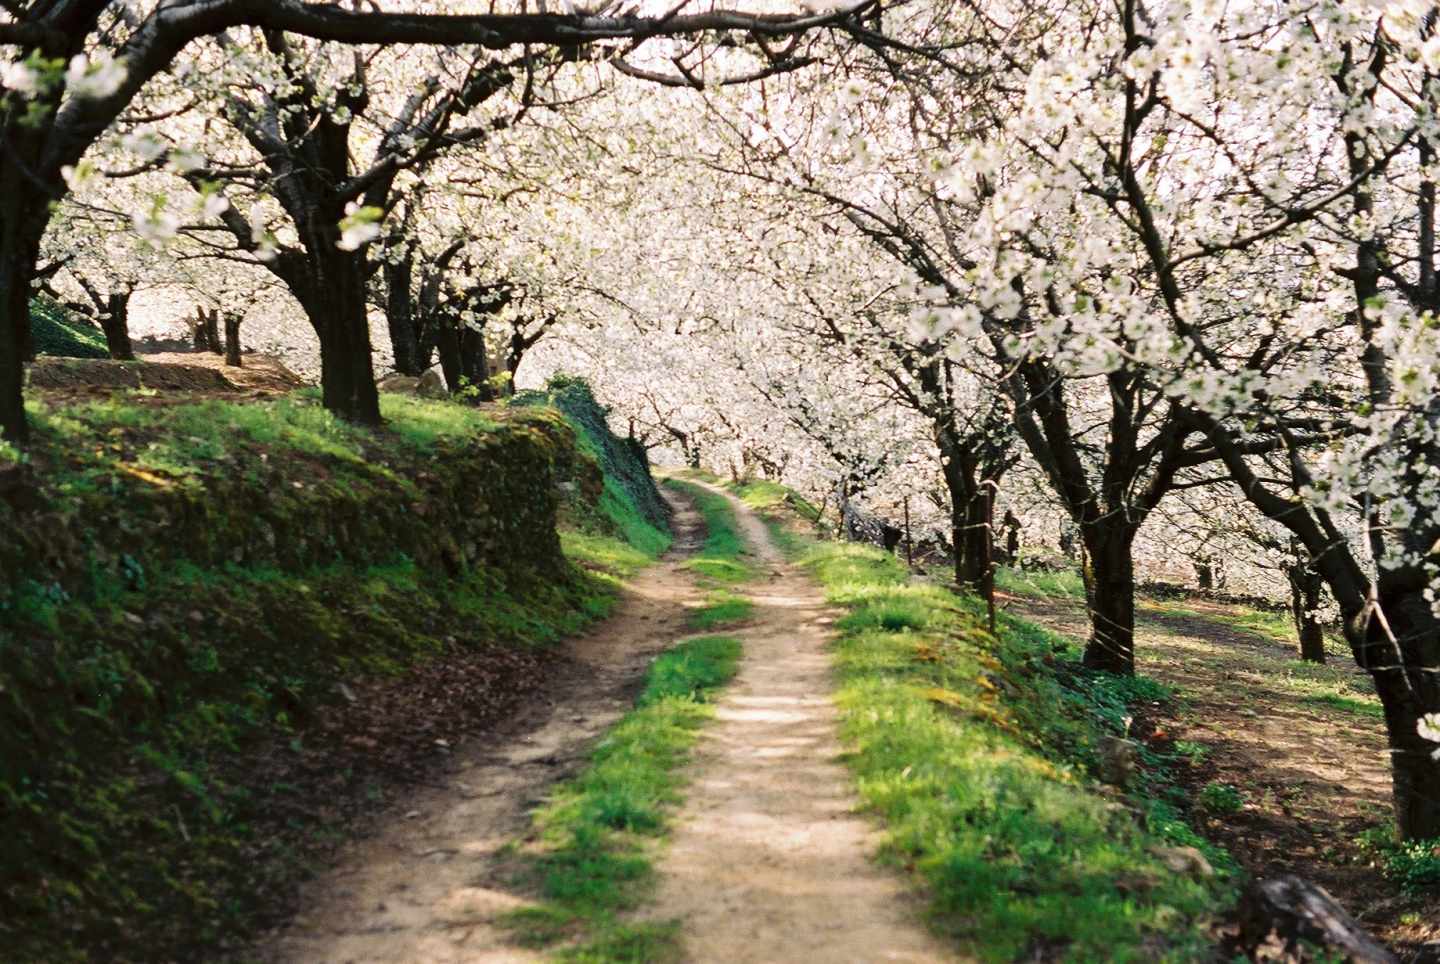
[517,376,670,545]
[30,296,108,358]
[500,635,741,957]
[0,387,672,962]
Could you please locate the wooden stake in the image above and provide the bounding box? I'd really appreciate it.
[903,496,913,567]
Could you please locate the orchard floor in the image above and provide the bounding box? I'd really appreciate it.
[28,350,307,402]
[1000,586,1440,959]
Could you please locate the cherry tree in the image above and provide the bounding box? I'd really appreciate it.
[0,0,884,441]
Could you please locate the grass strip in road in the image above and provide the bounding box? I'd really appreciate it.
[794,539,1232,962]
[500,634,742,961]
[662,479,758,630]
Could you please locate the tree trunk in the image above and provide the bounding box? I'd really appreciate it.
[1288,563,1326,663]
[1196,560,1215,592]
[1081,523,1137,675]
[316,312,381,424]
[459,325,490,401]
[938,441,986,589]
[295,261,380,425]
[192,310,209,351]
[384,253,424,376]
[0,203,44,443]
[204,309,222,356]
[100,293,134,361]
[1360,586,1440,840]
[0,249,32,444]
[223,313,242,367]
[434,322,460,396]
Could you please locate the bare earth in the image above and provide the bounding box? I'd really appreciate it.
[643,484,956,964]
[250,483,950,963]
[254,492,708,963]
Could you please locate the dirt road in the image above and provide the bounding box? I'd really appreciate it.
[642,483,953,963]
[256,493,707,963]
[254,484,951,962]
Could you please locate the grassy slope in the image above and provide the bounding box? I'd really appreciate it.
[738,486,1233,962]
[0,389,672,963]
[30,297,109,359]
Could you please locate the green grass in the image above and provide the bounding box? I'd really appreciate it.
[793,540,1230,961]
[995,565,1086,599]
[729,478,823,522]
[1300,692,1385,720]
[689,589,753,630]
[500,634,742,959]
[3,387,674,962]
[663,479,753,585]
[661,479,760,630]
[30,296,108,358]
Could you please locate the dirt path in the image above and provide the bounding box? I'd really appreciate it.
[254,492,709,963]
[253,486,952,962]
[642,484,955,963]
[1001,589,1439,954]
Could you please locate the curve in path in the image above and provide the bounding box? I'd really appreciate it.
[255,492,708,963]
[642,483,956,964]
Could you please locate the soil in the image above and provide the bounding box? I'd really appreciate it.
[641,483,954,963]
[246,484,953,963]
[28,350,305,402]
[248,490,707,962]
[1000,589,1440,960]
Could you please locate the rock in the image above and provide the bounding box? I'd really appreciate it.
[377,374,420,394]
[1149,845,1214,878]
[1237,875,1397,963]
[1097,734,1138,788]
[416,369,447,398]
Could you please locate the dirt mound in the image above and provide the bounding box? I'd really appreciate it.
[141,351,307,394]
[27,352,306,399]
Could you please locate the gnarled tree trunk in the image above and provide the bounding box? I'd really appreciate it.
[1081,521,1138,675]
[1359,585,1440,840]
[292,243,381,426]
[101,293,134,361]
[1287,560,1326,663]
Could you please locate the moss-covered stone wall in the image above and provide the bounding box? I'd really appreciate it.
[0,407,572,608]
[0,394,610,962]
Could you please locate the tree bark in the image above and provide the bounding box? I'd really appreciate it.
[459,324,491,400]
[293,250,381,425]
[100,293,135,361]
[937,432,987,589]
[1363,586,1440,840]
[204,309,222,356]
[0,200,45,443]
[223,313,243,367]
[0,249,33,444]
[1287,562,1326,663]
[384,252,424,376]
[1082,522,1138,674]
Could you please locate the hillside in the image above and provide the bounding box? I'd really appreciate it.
[0,379,668,961]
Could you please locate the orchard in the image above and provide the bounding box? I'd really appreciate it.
[5,0,1440,958]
